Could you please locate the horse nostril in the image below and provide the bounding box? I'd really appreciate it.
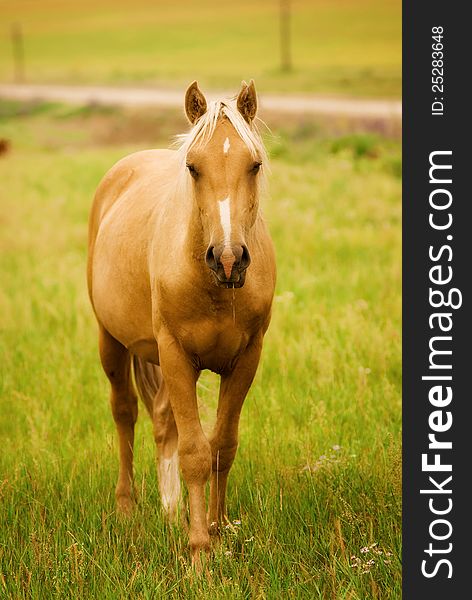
[240,245,251,270]
[205,245,218,271]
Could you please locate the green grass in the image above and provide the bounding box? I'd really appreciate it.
[0,102,401,598]
[0,0,401,97]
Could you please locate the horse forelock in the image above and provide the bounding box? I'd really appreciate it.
[175,99,268,170]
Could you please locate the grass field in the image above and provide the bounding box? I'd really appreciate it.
[0,100,401,598]
[0,0,401,98]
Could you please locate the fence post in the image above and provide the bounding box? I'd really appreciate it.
[280,0,292,72]
[11,23,25,83]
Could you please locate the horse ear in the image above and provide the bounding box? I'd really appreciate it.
[237,79,258,122]
[185,81,207,124]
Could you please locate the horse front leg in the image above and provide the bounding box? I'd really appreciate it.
[157,330,211,568]
[208,337,262,533]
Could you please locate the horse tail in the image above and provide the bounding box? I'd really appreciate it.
[131,355,162,417]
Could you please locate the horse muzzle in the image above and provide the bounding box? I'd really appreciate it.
[205,243,251,288]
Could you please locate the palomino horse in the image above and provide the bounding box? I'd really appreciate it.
[87,80,276,565]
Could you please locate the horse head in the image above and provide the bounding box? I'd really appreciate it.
[181,80,266,288]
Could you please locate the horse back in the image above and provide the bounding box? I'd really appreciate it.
[87,149,176,298]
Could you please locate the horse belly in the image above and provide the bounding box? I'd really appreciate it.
[93,272,157,357]
[91,225,156,360]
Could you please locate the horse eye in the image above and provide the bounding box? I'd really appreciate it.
[251,161,262,173]
[186,164,198,178]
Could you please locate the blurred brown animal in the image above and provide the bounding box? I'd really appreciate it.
[0,139,11,156]
[87,80,276,568]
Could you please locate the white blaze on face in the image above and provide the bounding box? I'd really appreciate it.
[223,137,230,154]
[219,197,232,249]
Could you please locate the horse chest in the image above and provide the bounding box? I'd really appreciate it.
[177,316,250,372]
[157,279,268,372]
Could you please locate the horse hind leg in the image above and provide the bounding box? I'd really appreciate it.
[153,380,181,522]
[132,356,181,521]
[99,326,138,515]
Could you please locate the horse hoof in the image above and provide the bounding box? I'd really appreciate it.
[208,520,220,536]
[208,515,237,535]
[191,546,210,575]
[163,503,185,529]
[116,495,134,516]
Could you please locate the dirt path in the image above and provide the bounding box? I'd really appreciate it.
[0,83,401,121]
